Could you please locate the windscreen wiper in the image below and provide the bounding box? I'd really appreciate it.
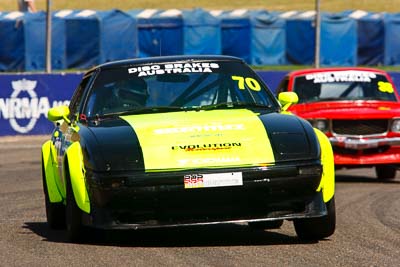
[88,106,190,120]
[198,101,274,111]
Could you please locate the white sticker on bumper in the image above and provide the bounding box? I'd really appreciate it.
[184,172,243,189]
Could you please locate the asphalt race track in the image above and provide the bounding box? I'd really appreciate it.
[1,135,399,266]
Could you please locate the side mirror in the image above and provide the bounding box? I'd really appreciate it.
[48,105,70,123]
[278,92,298,111]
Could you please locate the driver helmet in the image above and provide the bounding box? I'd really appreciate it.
[114,78,149,106]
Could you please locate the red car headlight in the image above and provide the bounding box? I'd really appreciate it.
[308,119,329,133]
[391,119,400,133]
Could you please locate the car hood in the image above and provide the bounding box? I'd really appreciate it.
[290,100,400,119]
[85,109,319,172]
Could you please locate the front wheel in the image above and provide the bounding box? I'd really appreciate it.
[42,159,65,229]
[375,165,396,180]
[66,174,84,243]
[294,196,336,240]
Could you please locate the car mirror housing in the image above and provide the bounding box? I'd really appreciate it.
[48,105,70,123]
[278,92,299,111]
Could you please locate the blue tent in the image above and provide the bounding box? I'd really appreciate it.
[343,10,384,66]
[59,10,100,69]
[285,11,357,66]
[212,9,251,63]
[249,10,287,65]
[24,12,66,71]
[181,8,221,55]
[96,10,137,63]
[59,9,136,69]
[284,11,316,65]
[56,10,137,69]
[0,12,25,71]
[384,13,400,65]
[0,11,66,71]
[320,13,357,66]
[127,9,183,58]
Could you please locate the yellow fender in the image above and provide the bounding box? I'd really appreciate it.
[314,128,335,202]
[42,140,63,203]
[65,142,90,213]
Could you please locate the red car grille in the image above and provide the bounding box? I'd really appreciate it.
[332,119,388,136]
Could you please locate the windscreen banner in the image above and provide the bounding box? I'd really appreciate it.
[0,73,82,136]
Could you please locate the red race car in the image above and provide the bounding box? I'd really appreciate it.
[276,67,400,179]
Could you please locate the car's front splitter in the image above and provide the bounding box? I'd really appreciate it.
[82,162,324,229]
[83,192,326,230]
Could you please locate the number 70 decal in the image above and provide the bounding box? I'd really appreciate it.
[231,76,261,91]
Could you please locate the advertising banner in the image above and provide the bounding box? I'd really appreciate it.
[1,71,400,136]
[0,73,82,136]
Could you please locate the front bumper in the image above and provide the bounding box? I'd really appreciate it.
[83,162,325,229]
[329,136,400,150]
[329,136,400,165]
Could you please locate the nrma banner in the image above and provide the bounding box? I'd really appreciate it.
[0,74,82,136]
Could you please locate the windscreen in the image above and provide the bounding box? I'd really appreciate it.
[293,70,397,103]
[84,60,278,117]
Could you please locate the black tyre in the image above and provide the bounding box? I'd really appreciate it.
[375,165,396,180]
[65,168,84,243]
[249,220,283,230]
[42,158,65,229]
[294,196,336,240]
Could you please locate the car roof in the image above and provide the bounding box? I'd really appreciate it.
[287,67,389,77]
[89,55,244,72]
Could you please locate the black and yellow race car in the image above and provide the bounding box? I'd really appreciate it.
[41,55,335,242]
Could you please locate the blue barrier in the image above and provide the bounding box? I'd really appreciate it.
[2,9,400,71]
[182,9,222,55]
[212,10,252,64]
[342,10,385,66]
[384,13,400,65]
[249,10,287,65]
[127,9,183,58]
[1,71,400,136]
[320,13,357,66]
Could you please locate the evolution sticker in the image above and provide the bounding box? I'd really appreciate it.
[172,142,242,152]
[306,71,377,83]
[128,62,220,77]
